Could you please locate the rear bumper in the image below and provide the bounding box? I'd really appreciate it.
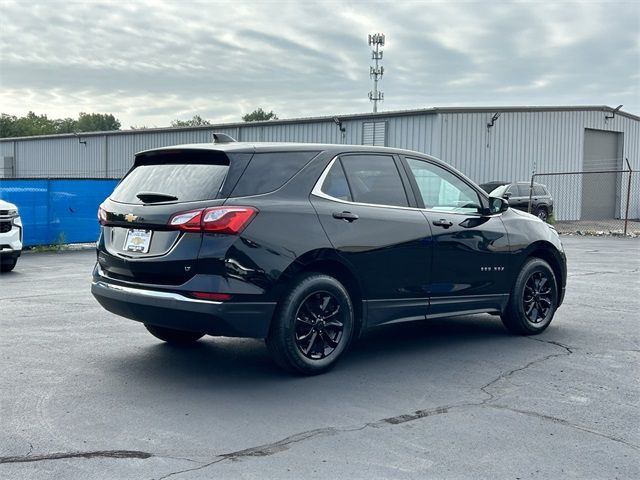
[91,277,276,338]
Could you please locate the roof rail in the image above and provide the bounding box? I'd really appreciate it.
[212,133,237,144]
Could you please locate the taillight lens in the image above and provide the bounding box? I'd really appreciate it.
[168,206,257,234]
[98,206,107,225]
[202,207,257,234]
[169,209,203,231]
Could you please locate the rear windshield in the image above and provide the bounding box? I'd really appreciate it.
[111,151,229,204]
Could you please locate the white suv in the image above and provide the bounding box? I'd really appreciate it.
[0,199,23,272]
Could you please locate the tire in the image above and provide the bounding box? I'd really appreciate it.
[144,324,205,345]
[501,258,558,335]
[535,207,548,222]
[0,259,17,273]
[266,273,355,375]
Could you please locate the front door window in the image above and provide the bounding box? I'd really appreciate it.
[405,158,482,214]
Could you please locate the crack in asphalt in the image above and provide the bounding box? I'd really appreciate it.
[154,427,368,480]
[0,450,153,464]
[151,339,585,479]
[527,338,573,355]
[374,406,450,425]
[153,409,462,480]
[4,337,635,479]
[488,405,640,451]
[478,337,573,404]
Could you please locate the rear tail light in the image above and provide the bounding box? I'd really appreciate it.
[169,206,257,234]
[168,209,203,231]
[98,206,107,225]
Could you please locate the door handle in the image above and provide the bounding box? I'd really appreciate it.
[432,218,453,228]
[332,211,359,222]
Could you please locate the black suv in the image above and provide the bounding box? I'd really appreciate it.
[480,181,554,222]
[92,141,566,374]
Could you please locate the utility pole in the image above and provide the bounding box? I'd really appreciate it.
[368,33,385,113]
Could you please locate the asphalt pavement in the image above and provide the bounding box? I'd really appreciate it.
[1,237,638,479]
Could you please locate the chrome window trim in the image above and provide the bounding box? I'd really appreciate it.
[311,155,503,218]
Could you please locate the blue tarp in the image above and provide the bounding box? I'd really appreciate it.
[0,179,119,246]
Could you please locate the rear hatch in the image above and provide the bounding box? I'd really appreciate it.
[97,148,253,286]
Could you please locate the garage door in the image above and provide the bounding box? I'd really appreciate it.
[581,129,622,220]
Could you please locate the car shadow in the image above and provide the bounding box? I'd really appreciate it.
[103,314,535,387]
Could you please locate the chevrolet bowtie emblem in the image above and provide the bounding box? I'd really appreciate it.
[124,213,138,222]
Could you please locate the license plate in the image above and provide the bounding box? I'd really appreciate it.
[124,229,152,253]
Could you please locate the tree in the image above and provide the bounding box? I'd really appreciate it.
[242,108,278,122]
[0,114,20,137]
[0,111,121,138]
[170,115,211,127]
[75,112,121,132]
[53,117,78,134]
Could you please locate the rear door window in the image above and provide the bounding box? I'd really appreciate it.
[111,152,229,204]
[230,151,319,197]
[321,160,352,201]
[340,154,408,207]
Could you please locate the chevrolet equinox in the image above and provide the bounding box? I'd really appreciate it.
[92,139,567,374]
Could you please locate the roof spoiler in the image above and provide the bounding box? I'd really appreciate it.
[212,133,237,144]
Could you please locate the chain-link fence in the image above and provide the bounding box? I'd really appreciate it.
[529,165,639,236]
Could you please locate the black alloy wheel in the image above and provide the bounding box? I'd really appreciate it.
[294,291,345,360]
[266,273,354,375]
[522,271,553,324]
[501,257,558,335]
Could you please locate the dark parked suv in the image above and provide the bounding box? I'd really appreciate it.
[480,181,554,222]
[92,140,566,374]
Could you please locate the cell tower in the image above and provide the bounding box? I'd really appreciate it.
[368,33,385,113]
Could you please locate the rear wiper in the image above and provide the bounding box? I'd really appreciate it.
[136,192,179,203]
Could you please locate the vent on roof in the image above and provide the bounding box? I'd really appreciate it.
[362,121,386,146]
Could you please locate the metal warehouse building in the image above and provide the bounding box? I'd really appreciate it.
[1,105,638,222]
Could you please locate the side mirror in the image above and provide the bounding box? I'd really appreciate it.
[488,196,509,215]
[502,192,512,200]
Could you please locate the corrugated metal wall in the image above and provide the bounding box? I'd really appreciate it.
[15,135,105,178]
[1,108,638,219]
[434,110,639,220]
[0,140,15,158]
[436,110,639,181]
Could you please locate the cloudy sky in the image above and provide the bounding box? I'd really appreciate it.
[1,0,638,128]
